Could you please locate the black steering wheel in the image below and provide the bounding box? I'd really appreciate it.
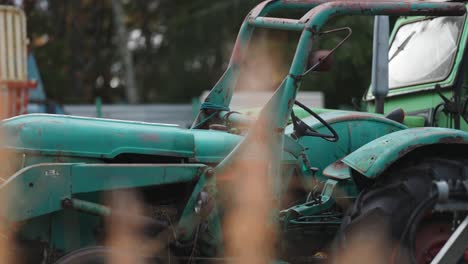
[290,100,339,142]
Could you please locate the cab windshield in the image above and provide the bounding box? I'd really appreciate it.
[389,15,465,89]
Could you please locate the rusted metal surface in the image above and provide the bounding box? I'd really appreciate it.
[247,17,305,31]
[249,0,276,18]
[342,128,468,179]
[0,6,34,119]
[301,1,466,27]
[323,160,351,180]
[0,80,36,89]
[415,220,454,264]
[250,0,329,18]
[438,135,467,144]
[282,0,327,4]
[297,110,407,127]
[250,1,466,23]
[0,6,28,82]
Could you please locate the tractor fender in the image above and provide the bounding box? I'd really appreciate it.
[285,110,406,179]
[341,127,468,179]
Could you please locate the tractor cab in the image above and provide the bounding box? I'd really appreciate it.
[365,11,468,130]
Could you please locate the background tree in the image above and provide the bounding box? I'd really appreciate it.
[10,0,374,108]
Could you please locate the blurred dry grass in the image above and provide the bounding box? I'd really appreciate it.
[103,190,180,263]
[0,228,15,264]
[105,190,147,264]
[222,160,277,264]
[221,35,283,262]
[236,31,290,92]
[334,225,395,264]
[0,116,18,264]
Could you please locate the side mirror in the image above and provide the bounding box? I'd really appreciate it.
[303,27,351,76]
[308,50,334,72]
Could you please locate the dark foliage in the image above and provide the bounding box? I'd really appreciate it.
[16,0,374,108]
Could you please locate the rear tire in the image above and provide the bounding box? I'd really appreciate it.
[337,156,468,264]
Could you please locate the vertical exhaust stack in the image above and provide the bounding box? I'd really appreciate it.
[371,16,389,114]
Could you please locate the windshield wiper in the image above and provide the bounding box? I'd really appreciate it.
[389,31,416,62]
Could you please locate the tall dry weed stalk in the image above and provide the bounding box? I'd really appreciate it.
[334,220,411,264]
[236,31,289,92]
[0,225,14,264]
[222,157,277,264]
[221,33,288,264]
[0,113,18,263]
[105,190,147,264]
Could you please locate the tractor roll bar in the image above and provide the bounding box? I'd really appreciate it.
[249,0,328,18]
[248,17,305,31]
[249,1,466,31]
[200,0,466,116]
[301,1,466,26]
[199,0,330,114]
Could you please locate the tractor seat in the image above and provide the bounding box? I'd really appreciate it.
[385,108,405,124]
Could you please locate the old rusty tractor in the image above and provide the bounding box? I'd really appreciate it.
[1,1,468,263]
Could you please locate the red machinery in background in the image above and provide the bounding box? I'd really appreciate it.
[0,5,35,119]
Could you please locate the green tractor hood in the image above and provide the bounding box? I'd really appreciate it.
[0,114,242,163]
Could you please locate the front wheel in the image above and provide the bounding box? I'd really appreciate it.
[53,246,170,264]
[54,246,109,264]
[337,156,468,264]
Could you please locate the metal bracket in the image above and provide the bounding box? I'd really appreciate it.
[434,201,468,212]
[435,180,450,203]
